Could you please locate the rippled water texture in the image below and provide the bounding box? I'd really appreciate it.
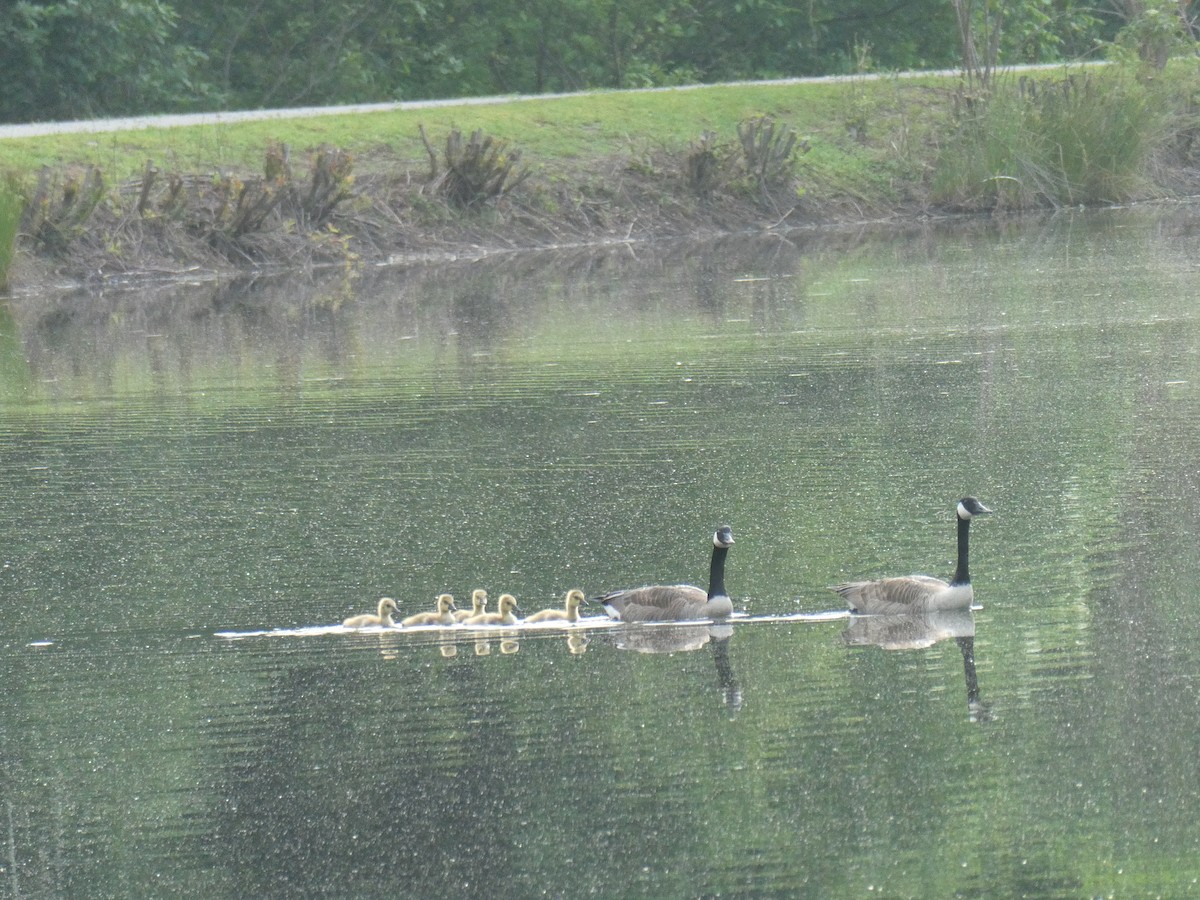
[3,207,1200,895]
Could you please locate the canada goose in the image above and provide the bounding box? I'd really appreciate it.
[525,589,585,624]
[454,589,488,622]
[401,593,458,626]
[593,526,735,622]
[342,597,399,628]
[462,593,521,626]
[830,497,993,615]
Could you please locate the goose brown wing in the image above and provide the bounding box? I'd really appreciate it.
[596,584,708,622]
[830,575,949,615]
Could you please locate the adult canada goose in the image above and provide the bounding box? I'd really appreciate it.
[830,497,993,615]
[593,525,735,622]
[401,593,457,626]
[342,597,399,628]
[454,589,488,622]
[525,589,585,624]
[462,593,521,626]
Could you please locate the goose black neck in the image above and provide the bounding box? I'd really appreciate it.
[951,514,971,586]
[708,544,730,599]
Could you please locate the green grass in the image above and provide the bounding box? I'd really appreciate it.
[0,79,937,190]
[932,65,1191,209]
[0,180,20,290]
[1,66,1196,290]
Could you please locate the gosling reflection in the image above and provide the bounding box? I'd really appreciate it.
[614,623,741,710]
[471,637,521,656]
[567,633,590,655]
[841,609,988,721]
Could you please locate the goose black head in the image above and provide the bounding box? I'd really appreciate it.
[956,497,993,520]
[713,525,735,548]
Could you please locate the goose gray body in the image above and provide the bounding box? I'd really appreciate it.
[594,526,735,622]
[831,498,992,615]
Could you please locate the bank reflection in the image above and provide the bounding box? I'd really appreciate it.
[842,609,988,722]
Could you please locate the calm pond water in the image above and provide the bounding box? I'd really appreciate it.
[3,206,1200,896]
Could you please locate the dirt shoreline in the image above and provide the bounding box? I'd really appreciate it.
[7,116,1199,297]
[6,149,935,295]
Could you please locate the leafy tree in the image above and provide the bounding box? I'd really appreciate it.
[0,0,209,123]
[0,0,1155,124]
[175,0,437,108]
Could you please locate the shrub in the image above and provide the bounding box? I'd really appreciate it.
[683,116,805,207]
[932,69,1170,210]
[420,126,531,209]
[737,115,802,199]
[21,166,106,253]
[0,179,20,290]
[685,131,725,200]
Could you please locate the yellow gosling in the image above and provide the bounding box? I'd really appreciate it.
[525,589,584,624]
[343,597,399,628]
[401,593,457,626]
[462,593,521,626]
[454,589,488,623]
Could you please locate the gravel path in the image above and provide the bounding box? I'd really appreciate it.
[0,69,1002,139]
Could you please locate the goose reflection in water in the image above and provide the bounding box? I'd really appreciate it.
[841,609,989,723]
[614,623,742,711]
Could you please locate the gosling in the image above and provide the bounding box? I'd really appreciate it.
[401,593,457,626]
[462,593,521,626]
[343,597,399,628]
[454,589,488,623]
[525,589,584,624]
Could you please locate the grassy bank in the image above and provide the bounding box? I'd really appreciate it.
[1,64,1198,291]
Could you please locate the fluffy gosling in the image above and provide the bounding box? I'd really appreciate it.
[525,589,584,624]
[462,593,521,626]
[454,589,488,623]
[343,597,399,628]
[401,593,457,626]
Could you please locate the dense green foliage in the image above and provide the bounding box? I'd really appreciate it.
[0,0,1155,123]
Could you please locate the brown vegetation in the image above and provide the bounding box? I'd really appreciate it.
[7,118,823,290]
